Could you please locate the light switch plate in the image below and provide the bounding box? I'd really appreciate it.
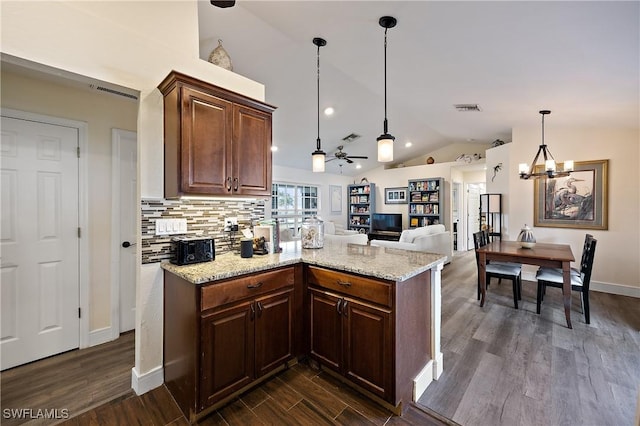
[156,218,188,236]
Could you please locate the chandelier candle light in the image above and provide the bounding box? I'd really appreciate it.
[311,37,327,173]
[519,110,573,179]
[377,16,397,163]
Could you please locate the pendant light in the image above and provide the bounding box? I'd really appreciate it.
[311,37,327,173]
[518,110,574,179]
[377,16,397,163]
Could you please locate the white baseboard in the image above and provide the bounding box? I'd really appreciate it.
[131,365,164,395]
[88,326,115,347]
[591,281,640,298]
[413,361,434,402]
[522,272,639,298]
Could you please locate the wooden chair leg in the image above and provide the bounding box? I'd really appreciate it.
[536,282,543,314]
[583,291,591,324]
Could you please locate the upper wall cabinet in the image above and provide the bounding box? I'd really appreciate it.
[158,71,276,198]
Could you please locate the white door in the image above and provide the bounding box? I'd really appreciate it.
[115,129,137,333]
[1,116,80,370]
[466,183,483,250]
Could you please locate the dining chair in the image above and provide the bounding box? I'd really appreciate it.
[473,231,523,309]
[535,235,597,324]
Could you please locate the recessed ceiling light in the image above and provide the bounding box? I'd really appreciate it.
[356,164,362,169]
[271,146,278,152]
[324,107,334,116]
[405,142,412,148]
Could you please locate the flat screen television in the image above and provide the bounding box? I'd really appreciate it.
[372,213,402,233]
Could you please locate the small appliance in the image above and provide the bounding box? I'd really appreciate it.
[171,236,214,265]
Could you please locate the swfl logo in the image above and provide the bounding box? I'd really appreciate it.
[2,408,70,420]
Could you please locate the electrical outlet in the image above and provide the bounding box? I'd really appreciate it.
[224,217,239,231]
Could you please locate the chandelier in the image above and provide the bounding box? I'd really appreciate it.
[518,110,573,179]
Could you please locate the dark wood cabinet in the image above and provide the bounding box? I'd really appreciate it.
[306,266,393,402]
[158,71,275,198]
[164,266,298,422]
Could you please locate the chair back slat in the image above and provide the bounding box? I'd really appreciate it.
[580,237,597,292]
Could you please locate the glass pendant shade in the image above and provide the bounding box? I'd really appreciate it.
[312,150,326,172]
[377,134,394,162]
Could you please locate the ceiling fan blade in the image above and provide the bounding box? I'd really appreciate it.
[346,156,368,160]
[325,157,338,163]
[210,0,236,8]
[346,159,354,164]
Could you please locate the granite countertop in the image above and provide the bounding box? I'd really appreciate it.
[161,240,445,285]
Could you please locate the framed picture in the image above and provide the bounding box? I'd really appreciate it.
[534,159,608,229]
[330,185,342,213]
[385,187,408,204]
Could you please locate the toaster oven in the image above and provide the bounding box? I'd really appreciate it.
[171,236,214,265]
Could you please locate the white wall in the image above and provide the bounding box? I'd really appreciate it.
[1,0,268,388]
[1,70,138,333]
[401,141,493,167]
[487,126,640,295]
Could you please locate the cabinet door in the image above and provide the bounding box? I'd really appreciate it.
[254,288,293,377]
[342,298,392,400]
[200,300,254,409]
[182,86,233,195]
[308,289,342,372]
[232,104,272,196]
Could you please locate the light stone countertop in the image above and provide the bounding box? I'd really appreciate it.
[161,240,445,284]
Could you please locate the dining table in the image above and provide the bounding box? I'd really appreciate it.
[477,240,576,328]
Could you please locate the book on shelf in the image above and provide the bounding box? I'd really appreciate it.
[410,217,419,227]
[429,193,438,202]
[411,192,422,202]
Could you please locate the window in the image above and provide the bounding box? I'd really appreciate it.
[271,183,319,236]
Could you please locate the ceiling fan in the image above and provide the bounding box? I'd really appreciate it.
[210,1,235,8]
[325,145,368,164]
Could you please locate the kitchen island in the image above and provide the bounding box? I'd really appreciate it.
[162,241,445,422]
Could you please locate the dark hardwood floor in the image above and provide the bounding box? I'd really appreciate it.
[2,250,638,425]
[418,250,640,426]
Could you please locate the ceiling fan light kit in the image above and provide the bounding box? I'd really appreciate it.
[377,16,397,163]
[518,110,573,180]
[312,37,327,173]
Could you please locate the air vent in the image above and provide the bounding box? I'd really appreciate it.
[89,84,138,100]
[454,104,481,112]
[342,133,361,143]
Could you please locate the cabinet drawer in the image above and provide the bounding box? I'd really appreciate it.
[306,266,392,307]
[201,267,294,311]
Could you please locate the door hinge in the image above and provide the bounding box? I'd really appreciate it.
[78,227,81,238]
[77,146,80,158]
[78,307,81,318]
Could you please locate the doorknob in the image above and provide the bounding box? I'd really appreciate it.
[122,241,136,248]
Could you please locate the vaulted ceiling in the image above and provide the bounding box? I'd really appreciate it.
[201,2,639,176]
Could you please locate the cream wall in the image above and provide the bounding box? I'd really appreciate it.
[487,126,640,295]
[1,70,138,332]
[1,0,267,390]
[401,141,493,167]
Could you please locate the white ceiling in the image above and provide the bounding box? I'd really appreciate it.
[198,1,639,176]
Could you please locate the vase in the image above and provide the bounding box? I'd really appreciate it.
[517,224,536,248]
[301,216,324,249]
[208,39,233,71]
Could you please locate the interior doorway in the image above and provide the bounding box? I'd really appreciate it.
[466,182,486,250]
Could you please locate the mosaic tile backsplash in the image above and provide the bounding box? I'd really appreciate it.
[141,198,266,264]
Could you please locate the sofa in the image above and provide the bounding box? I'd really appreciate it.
[323,221,368,245]
[370,224,452,263]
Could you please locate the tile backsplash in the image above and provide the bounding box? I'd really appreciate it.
[141,198,266,264]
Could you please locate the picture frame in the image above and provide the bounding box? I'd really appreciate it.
[385,187,408,204]
[534,159,608,230]
[330,185,342,213]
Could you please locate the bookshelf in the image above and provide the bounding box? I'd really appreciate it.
[408,178,443,228]
[347,182,376,233]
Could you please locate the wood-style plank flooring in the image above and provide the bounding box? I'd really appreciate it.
[418,250,640,426]
[2,250,638,425]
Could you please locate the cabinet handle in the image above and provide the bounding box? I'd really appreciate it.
[250,303,255,320]
[342,300,348,316]
[337,280,352,288]
[336,299,342,315]
[247,282,263,289]
[257,301,263,316]
[226,177,232,191]
[233,177,239,191]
